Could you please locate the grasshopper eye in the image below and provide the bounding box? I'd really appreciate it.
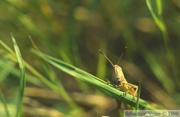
[115,79,121,85]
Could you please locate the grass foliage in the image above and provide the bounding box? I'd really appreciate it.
[0,0,179,117]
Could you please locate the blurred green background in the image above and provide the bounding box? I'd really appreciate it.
[0,0,180,117]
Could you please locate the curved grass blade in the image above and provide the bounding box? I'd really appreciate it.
[146,0,178,89]
[11,35,26,117]
[32,49,156,110]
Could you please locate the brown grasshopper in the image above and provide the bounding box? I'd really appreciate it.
[98,49,138,99]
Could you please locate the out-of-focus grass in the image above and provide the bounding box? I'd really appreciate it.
[0,38,87,116]
[0,0,180,117]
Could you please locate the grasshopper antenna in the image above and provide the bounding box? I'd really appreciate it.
[98,49,114,67]
[117,47,127,65]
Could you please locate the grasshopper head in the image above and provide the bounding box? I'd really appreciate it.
[98,49,126,86]
[114,65,124,86]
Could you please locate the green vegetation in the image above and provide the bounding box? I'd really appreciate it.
[0,0,179,117]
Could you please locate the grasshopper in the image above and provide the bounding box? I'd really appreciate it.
[98,49,138,99]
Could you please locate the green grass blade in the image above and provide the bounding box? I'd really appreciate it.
[146,0,164,32]
[11,35,26,117]
[0,40,15,55]
[32,49,156,110]
[156,0,162,15]
[0,89,10,117]
[146,0,169,51]
[146,0,178,88]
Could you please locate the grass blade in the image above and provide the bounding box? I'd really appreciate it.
[11,35,26,117]
[146,0,178,89]
[32,49,156,110]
